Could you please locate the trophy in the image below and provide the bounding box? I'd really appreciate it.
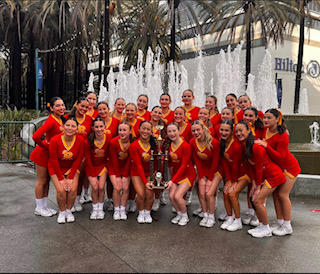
[150,124,169,189]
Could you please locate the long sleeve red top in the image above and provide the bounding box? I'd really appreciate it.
[108,136,131,177]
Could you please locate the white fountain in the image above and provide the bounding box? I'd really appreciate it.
[299,88,309,115]
[309,121,320,146]
[88,72,95,92]
[193,35,206,107]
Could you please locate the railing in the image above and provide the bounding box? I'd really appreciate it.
[0,121,37,164]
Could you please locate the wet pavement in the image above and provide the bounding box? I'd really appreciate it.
[0,163,320,273]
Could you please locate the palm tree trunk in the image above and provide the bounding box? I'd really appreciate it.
[99,8,104,86]
[245,7,252,86]
[169,0,179,62]
[294,0,306,113]
[27,27,35,109]
[74,46,78,101]
[104,0,110,87]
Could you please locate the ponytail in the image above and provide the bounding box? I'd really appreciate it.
[192,120,213,150]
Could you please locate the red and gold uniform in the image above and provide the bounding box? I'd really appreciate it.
[190,138,220,181]
[234,108,242,124]
[248,122,264,140]
[248,144,286,188]
[162,109,174,125]
[112,113,124,121]
[108,136,131,177]
[263,128,301,178]
[64,113,93,140]
[179,122,192,142]
[84,133,111,177]
[30,114,64,167]
[137,109,151,121]
[104,117,120,138]
[48,133,84,181]
[210,113,221,127]
[168,139,196,186]
[129,139,152,184]
[182,105,200,124]
[129,118,143,140]
[86,108,99,119]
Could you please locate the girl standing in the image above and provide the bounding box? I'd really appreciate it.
[205,95,221,127]
[159,93,174,125]
[86,92,99,119]
[136,94,151,121]
[225,93,241,124]
[97,101,119,138]
[173,107,192,142]
[110,98,126,121]
[181,89,200,124]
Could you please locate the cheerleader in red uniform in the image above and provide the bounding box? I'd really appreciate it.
[122,103,143,141]
[226,93,242,124]
[235,121,287,238]
[109,122,132,221]
[190,121,220,228]
[86,91,99,119]
[238,94,264,120]
[159,93,174,125]
[173,107,192,142]
[30,97,65,217]
[110,98,126,121]
[166,122,196,226]
[84,117,111,220]
[181,89,200,124]
[214,107,234,140]
[65,97,93,211]
[129,121,156,224]
[198,107,215,137]
[97,101,119,138]
[255,109,301,236]
[205,95,221,127]
[137,94,151,121]
[48,117,85,224]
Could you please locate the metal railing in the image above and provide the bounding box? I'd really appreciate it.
[0,121,37,164]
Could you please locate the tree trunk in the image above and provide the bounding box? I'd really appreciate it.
[169,0,179,62]
[27,28,36,109]
[98,0,103,85]
[74,46,78,101]
[245,10,252,86]
[294,0,305,113]
[104,0,110,87]
[78,49,83,98]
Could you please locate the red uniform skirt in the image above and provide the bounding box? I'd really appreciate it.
[29,146,49,167]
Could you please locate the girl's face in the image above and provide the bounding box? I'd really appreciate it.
[76,100,89,116]
[167,124,180,142]
[221,109,233,121]
[220,124,232,140]
[174,108,185,124]
[198,109,210,122]
[97,104,109,118]
[238,96,251,110]
[205,97,216,111]
[114,99,125,113]
[226,95,237,109]
[51,99,66,117]
[64,120,78,136]
[159,95,171,109]
[86,93,97,109]
[191,124,204,140]
[182,91,194,105]
[263,112,278,128]
[92,121,105,137]
[118,124,131,140]
[235,123,250,142]
[137,96,148,111]
[151,107,162,122]
[243,110,257,124]
[125,105,137,120]
[139,122,152,140]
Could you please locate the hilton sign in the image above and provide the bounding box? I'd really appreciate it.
[274,57,320,78]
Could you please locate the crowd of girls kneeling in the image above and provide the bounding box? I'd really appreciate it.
[30,90,300,238]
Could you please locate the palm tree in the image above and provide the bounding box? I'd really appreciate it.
[205,0,299,85]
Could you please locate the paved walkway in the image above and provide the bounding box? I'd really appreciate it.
[1,163,320,273]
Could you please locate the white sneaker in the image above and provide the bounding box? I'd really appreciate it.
[199,217,208,227]
[185,192,192,206]
[248,225,262,235]
[97,210,105,220]
[270,222,282,232]
[218,211,228,221]
[193,207,202,216]
[220,218,234,230]
[106,199,114,211]
[171,215,181,224]
[272,225,293,236]
[120,211,127,220]
[113,210,120,221]
[128,200,137,212]
[251,228,272,238]
[172,207,177,213]
[74,201,83,212]
[205,218,216,228]
[178,216,189,226]
[45,206,57,215]
[151,199,160,211]
[137,213,145,224]
[125,200,131,212]
[226,220,243,232]
[34,207,53,217]
[90,210,98,220]
[242,213,253,225]
[144,214,153,224]
[71,206,75,213]
[57,212,66,224]
[159,192,167,205]
[80,194,92,204]
[198,211,204,218]
[66,212,75,223]
[249,216,260,227]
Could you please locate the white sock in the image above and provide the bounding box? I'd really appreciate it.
[139,210,144,216]
[35,198,43,209]
[203,212,209,218]
[144,209,151,216]
[154,198,159,203]
[83,188,89,195]
[283,220,291,228]
[92,203,98,211]
[98,203,104,210]
[76,195,81,202]
[262,224,270,230]
[235,217,242,224]
[209,213,215,219]
[277,219,284,225]
[226,216,233,222]
[181,212,188,218]
[66,209,72,215]
[59,210,65,214]
[114,206,120,212]
[248,208,254,215]
[177,211,182,216]
[120,205,126,212]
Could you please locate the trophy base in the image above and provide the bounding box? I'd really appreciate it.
[151,185,166,190]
